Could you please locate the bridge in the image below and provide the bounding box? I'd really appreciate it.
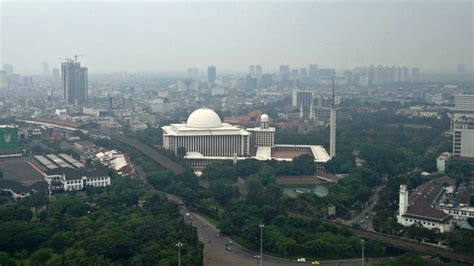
[287,212,474,264]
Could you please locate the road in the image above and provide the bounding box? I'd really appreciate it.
[111,134,184,175]
[344,185,385,231]
[113,136,474,264]
[158,191,380,266]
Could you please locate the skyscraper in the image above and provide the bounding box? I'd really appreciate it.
[52,68,60,81]
[309,64,319,81]
[61,60,88,105]
[278,65,290,79]
[2,64,13,75]
[255,65,262,77]
[0,71,7,89]
[42,62,50,76]
[249,65,256,75]
[207,66,216,83]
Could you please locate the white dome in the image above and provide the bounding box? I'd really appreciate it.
[186,107,222,128]
[260,114,269,122]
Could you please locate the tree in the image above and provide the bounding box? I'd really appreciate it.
[291,155,316,175]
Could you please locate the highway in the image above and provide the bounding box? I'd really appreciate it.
[100,133,474,265]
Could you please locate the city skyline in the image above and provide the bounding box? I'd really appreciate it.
[1,1,472,75]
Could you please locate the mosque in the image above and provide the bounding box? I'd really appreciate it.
[162,107,330,172]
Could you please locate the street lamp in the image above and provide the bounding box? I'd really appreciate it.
[259,224,265,266]
[361,239,365,266]
[176,242,183,266]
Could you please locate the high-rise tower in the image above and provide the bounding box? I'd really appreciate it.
[61,60,88,105]
[397,184,408,223]
[207,66,216,83]
[330,75,336,158]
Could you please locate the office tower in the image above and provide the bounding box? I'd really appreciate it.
[0,71,6,89]
[330,77,337,158]
[261,74,273,88]
[300,68,308,79]
[52,68,60,81]
[455,94,474,112]
[279,65,290,79]
[412,67,421,83]
[207,66,216,83]
[291,69,299,79]
[246,74,257,91]
[452,94,474,158]
[42,62,50,76]
[255,65,262,77]
[2,64,13,75]
[249,65,256,75]
[61,60,88,105]
[309,64,319,81]
[291,88,313,109]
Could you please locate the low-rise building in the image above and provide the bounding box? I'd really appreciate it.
[45,168,111,192]
[397,176,456,233]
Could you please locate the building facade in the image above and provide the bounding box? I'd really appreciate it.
[162,108,330,172]
[61,60,88,105]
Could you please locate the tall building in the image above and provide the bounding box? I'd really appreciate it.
[255,65,262,77]
[246,74,257,91]
[61,60,88,105]
[207,66,216,83]
[309,64,319,81]
[249,65,256,75]
[291,88,313,109]
[0,71,7,89]
[42,62,50,76]
[300,68,308,79]
[278,65,290,79]
[330,78,337,158]
[452,94,474,158]
[454,94,474,112]
[52,68,60,81]
[2,64,13,75]
[412,67,421,83]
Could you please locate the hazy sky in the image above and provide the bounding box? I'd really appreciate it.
[1,1,472,75]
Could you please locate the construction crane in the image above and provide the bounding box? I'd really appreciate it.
[73,54,84,62]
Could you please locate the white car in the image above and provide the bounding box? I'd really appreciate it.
[253,255,261,259]
[297,258,306,262]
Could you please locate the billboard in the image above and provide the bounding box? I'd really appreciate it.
[0,126,19,151]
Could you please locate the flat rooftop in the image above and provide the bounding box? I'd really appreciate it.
[0,159,45,186]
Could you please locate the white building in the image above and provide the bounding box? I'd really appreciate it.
[162,108,251,158]
[45,168,111,192]
[452,115,474,158]
[436,152,451,172]
[162,107,330,172]
[455,94,474,112]
[397,176,454,233]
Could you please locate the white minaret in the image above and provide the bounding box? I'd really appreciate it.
[309,98,314,120]
[330,76,336,158]
[398,184,409,223]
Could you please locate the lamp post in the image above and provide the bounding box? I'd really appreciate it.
[176,242,183,266]
[259,224,265,266]
[361,239,365,266]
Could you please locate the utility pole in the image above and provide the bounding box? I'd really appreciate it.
[361,239,365,266]
[259,224,265,266]
[176,242,183,266]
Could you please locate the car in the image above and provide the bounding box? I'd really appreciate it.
[297,258,306,262]
[360,219,365,224]
[202,223,207,227]
[215,233,220,238]
[226,246,232,251]
[228,240,233,245]
[253,255,261,259]
[186,213,190,217]
[312,261,320,265]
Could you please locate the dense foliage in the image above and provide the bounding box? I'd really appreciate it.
[0,177,202,266]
